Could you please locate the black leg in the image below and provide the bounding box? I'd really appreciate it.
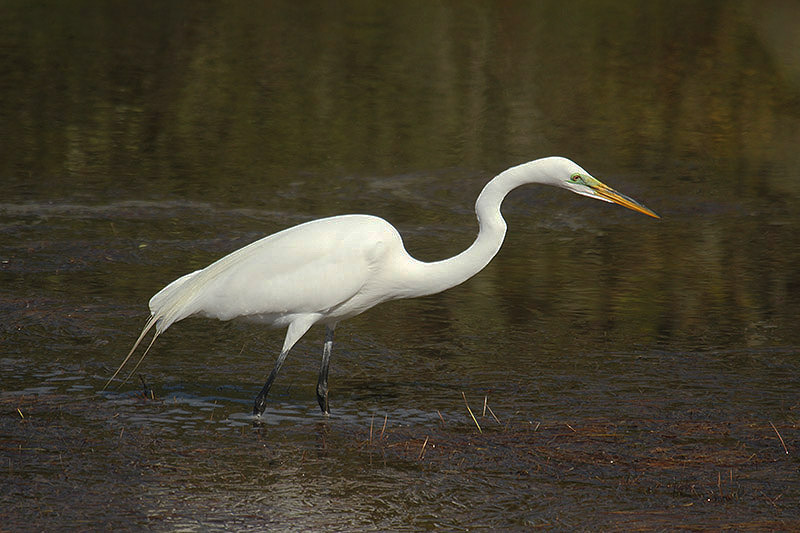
[316,325,335,415]
[253,349,290,416]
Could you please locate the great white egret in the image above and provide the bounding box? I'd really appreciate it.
[105,157,658,416]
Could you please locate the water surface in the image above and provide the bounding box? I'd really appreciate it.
[2,1,800,530]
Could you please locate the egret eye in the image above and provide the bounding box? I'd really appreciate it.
[570,174,582,183]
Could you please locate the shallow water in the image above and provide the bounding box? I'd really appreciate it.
[2,1,800,530]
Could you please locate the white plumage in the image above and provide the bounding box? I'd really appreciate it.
[105,157,658,417]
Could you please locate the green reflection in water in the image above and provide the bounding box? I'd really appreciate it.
[2,1,798,199]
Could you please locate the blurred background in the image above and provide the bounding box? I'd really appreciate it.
[1,1,799,530]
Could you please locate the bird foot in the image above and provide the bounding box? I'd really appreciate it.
[316,382,330,415]
[316,392,329,416]
[253,396,267,417]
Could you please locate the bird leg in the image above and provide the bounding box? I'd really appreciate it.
[252,349,290,416]
[316,325,335,415]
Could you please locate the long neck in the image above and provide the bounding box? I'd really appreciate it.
[399,162,542,298]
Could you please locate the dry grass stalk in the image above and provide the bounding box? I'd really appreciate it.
[418,436,429,460]
[486,404,501,424]
[768,421,789,454]
[462,392,482,434]
[479,395,502,424]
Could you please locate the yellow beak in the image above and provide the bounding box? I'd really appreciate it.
[591,181,660,219]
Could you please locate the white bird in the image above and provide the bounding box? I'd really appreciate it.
[105,157,658,417]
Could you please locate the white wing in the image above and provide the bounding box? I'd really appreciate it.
[106,214,400,389]
[149,214,399,332]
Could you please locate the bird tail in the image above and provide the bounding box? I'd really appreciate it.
[102,314,161,390]
[102,270,202,391]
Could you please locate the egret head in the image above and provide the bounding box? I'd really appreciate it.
[550,157,660,218]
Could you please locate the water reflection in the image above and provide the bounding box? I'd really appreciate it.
[3,2,799,201]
